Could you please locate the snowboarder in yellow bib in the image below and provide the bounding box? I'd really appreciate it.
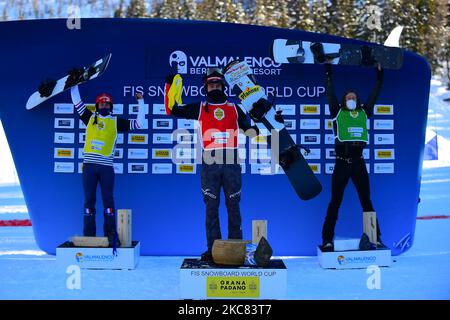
[71,85,147,249]
[321,62,386,252]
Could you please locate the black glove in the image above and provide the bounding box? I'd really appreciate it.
[275,110,284,124]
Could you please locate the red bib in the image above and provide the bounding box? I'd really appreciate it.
[198,101,239,150]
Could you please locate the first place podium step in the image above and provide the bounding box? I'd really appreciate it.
[180,259,287,300]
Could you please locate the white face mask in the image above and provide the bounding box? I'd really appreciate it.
[346,99,357,110]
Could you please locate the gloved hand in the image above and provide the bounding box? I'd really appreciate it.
[275,109,284,124]
[164,74,183,115]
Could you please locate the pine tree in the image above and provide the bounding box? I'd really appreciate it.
[126,0,148,18]
[160,0,180,19]
[180,0,197,20]
[326,0,358,38]
[196,0,219,22]
[311,0,329,34]
[252,0,266,26]
[288,0,313,31]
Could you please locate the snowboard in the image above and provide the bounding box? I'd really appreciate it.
[224,60,322,201]
[271,39,403,70]
[26,53,112,110]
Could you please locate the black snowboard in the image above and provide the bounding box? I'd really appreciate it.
[224,60,322,200]
[272,39,403,70]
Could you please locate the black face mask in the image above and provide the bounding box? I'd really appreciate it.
[98,108,111,116]
[206,89,226,103]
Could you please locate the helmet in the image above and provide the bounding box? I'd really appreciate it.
[95,93,113,112]
[203,68,225,91]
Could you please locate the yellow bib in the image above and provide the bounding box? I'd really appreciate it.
[84,116,117,157]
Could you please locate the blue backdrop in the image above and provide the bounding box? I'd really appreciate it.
[0,19,430,256]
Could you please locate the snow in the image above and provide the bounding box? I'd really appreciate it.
[0,219,449,300]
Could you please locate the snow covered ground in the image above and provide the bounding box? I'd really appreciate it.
[0,76,449,300]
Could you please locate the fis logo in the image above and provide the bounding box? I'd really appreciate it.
[75,252,84,263]
[337,255,346,266]
[169,51,187,74]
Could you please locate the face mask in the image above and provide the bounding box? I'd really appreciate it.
[98,108,111,116]
[346,99,357,110]
[207,89,226,103]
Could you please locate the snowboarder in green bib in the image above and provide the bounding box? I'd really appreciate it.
[321,62,386,252]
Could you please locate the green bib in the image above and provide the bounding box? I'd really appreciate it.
[84,116,117,157]
[335,109,368,143]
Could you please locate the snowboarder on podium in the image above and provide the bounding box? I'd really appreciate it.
[321,61,386,252]
[165,68,270,261]
[70,85,147,249]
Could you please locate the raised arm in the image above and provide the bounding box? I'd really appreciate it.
[70,85,92,125]
[117,93,148,132]
[324,63,340,118]
[362,64,384,118]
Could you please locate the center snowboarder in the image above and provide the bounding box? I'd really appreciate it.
[165,68,280,261]
[320,62,386,252]
[70,85,147,249]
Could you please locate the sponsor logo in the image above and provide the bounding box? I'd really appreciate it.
[213,108,225,121]
[55,149,74,158]
[374,134,395,145]
[325,134,335,145]
[300,104,320,115]
[374,119,394,130]
[326,149,336,159]
[54,103,74,114]
[275,104,296,115]
[169,50,188,74]
[55,118,74,129]
[207,277,260,298]
[303,149,321,160]
[152,163,173,174]
[238,86,261,101]
[128,149,148,159]
[54,132,75,144]
[301,134,320,144]
[374,105,394,115]
[337,255,377,266]
[114,149,123,159]
[375,149,395,160]
[75,252,114,263]
[152,104,166,115]
[129,134,148,144]
[54,162,74,173]
[177,164,195,173]
[154,120,172,129]
[300,119,320,130]
[169,50,281,76]
[325,163,335,174]
[153,149,171,158]
[153,134,173,144]
[128,163,148,173]
[374,163,395,174]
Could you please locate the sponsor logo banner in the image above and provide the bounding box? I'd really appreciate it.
[153,133,173,144]
[301,134,320,145]
[324,119,333,130]
[128,148,149,159]
[326,148,336,159]
[54,132,75,144]
[374,134,395,145]
[300,119,320,130]
[374,104,394,115]
[374,163,395,174]
[128,104,149,115]
[54,103,73,114]
[54,148,74,159]
[176,164,196,174]
[128,163,148,174]
[374,149,395,160]
[114,148,123,159]
[128,134,148,144]
[54,118,74,129]
[325,134,335,145]
[206,276,260,298]
[54,162,74,173]
[300,104,320,115]
[275,104,296,115]
[374,119,394,130]
[153,119,173,130]
[152,149,173,159]
[325,163,335,174]
[152,163,173,174]
[177,119,199,130]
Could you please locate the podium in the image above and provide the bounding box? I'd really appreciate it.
[180,259,287,299]
[56,240,140,270]
[317,238,391,269]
